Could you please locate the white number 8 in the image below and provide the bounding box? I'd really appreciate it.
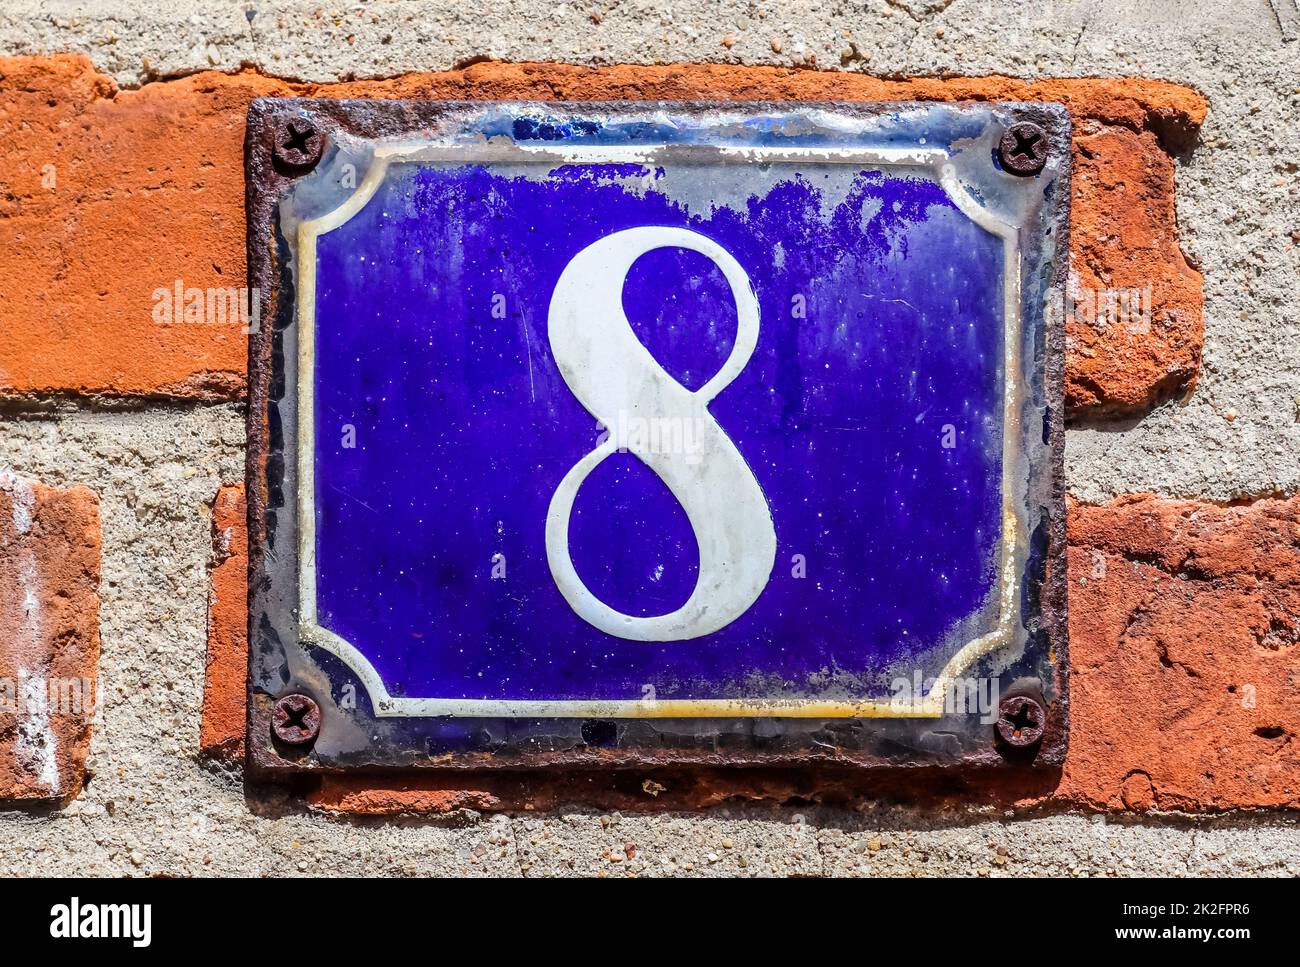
[545,227,777,641]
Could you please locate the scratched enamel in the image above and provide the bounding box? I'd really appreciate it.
[311,155,1005,702]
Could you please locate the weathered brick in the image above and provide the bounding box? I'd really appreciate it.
[1061,494,1300,811]
[311,777,504,816]
[1066,122,1203,414]
[0,55,1204,416]
[0,473,101,801]
[201,484,247,760]
[0,56,267,399]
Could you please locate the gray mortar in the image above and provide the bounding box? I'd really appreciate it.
[1,0,1299,875]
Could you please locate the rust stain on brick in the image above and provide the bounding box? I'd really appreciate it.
[201,484,247,761]
[0,474,101,802]
[1061,494,1300,811]
[312,776,504,815]
[307,767,1060,816]
[0,55,1204,417]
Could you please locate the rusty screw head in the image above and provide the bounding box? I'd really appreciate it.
[995,694,1046,748]
[272,116,325,173]
[998,121,1049,176]
[272,693,321,746]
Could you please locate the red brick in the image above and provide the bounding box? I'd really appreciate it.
[1066,123,1203,414]
[201,484,247,760]
[0,474,101,801]
[0,57,269,399]
[0,55,1204,416]
[311,777,504,815]
[1061,494,1300,810]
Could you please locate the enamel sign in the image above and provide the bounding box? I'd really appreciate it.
[246,101,1069,771]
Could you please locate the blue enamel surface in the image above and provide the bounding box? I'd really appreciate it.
[311,155,1005,702]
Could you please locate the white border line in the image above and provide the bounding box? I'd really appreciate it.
[295,141,1022,718]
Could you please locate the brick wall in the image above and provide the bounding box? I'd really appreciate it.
[1,6,1298,874]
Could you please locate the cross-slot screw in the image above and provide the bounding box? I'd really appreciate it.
[272,116,325,174]
[998,121,1049,176]
[272,693,321,746]
[995,694,1046,749]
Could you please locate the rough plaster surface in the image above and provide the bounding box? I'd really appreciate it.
[1,0,1298,873]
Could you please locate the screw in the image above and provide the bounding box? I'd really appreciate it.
[272,116,324,173]
[998,121,1048,176]
[272,693,321,746]
[995,694,1046,748]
